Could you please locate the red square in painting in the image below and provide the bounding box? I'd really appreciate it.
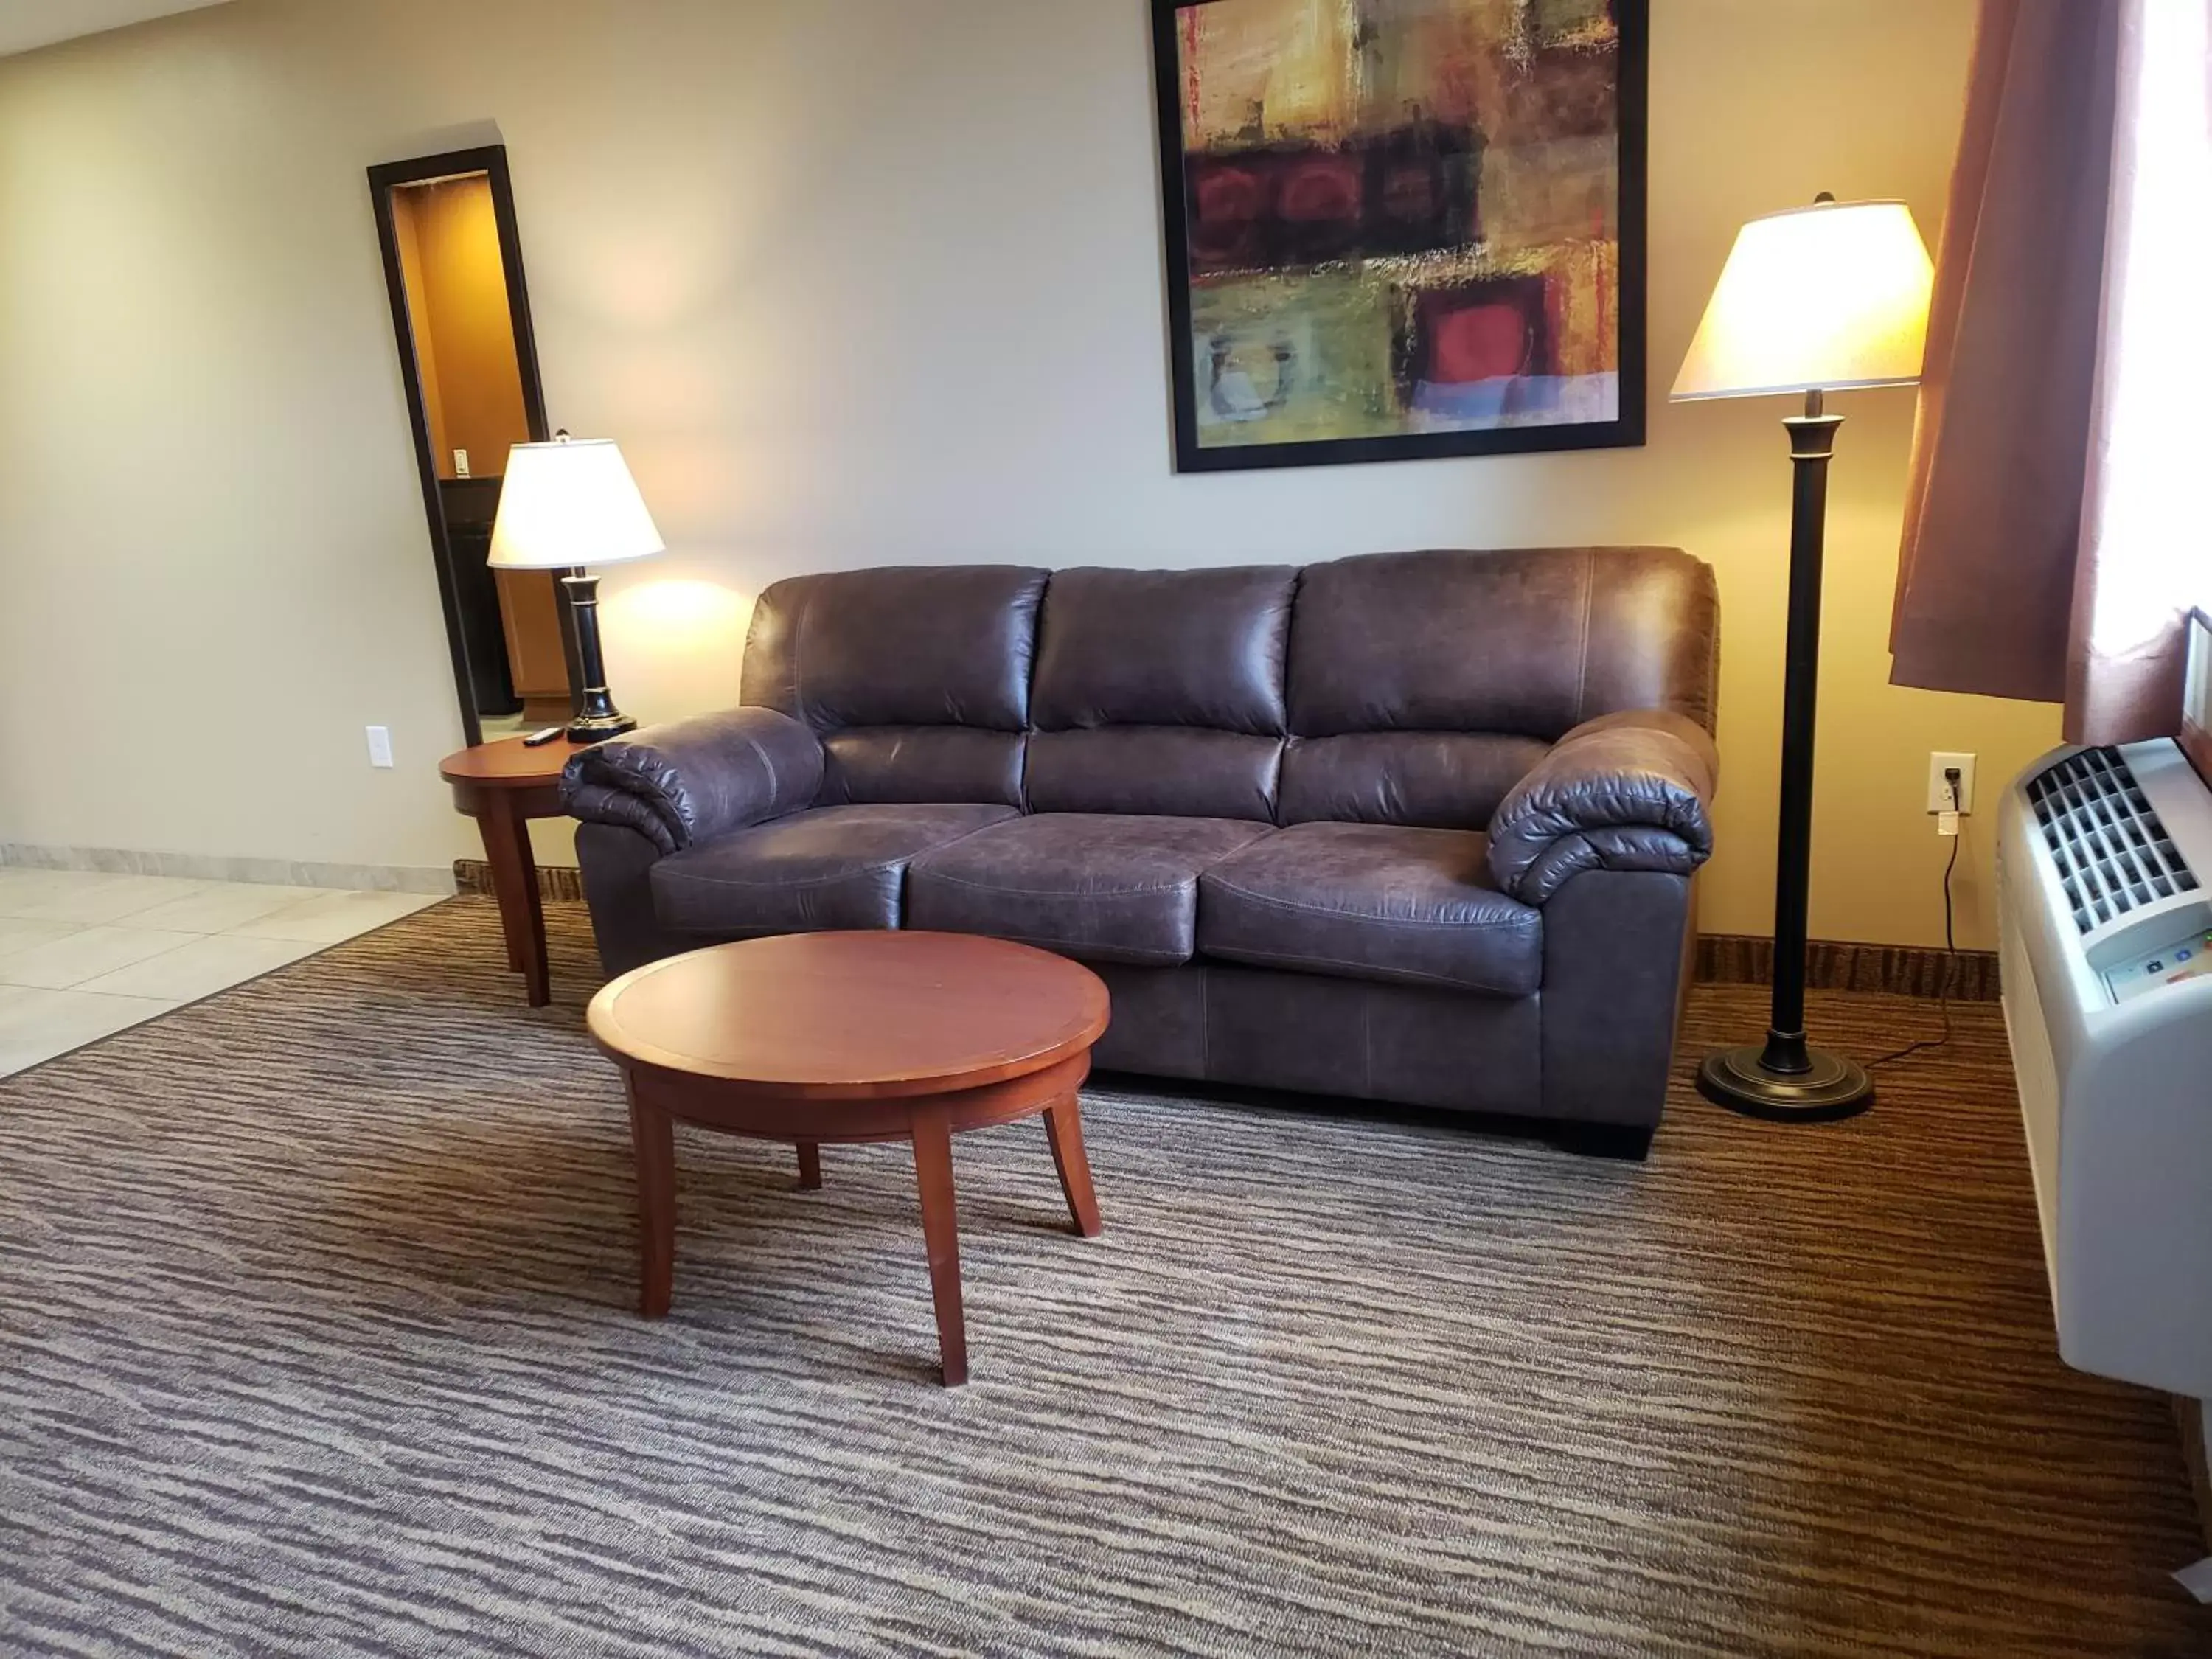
[1429,305,1531,383]
[1411,277,1555,386]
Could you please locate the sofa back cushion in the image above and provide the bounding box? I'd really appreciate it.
[741,566,1047,806]
[1026,565,1296,821]
[1280,547,1719,829]
[734,548,1716,828]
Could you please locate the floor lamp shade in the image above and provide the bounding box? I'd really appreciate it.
[487,434,664,742]
[1674,198,1932,1121]
[1674,199,1933,403]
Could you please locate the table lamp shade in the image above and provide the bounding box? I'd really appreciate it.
[1672,199,1933,401]
[487,437,664,571]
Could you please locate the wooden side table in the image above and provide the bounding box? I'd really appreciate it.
[440,734,580,1006]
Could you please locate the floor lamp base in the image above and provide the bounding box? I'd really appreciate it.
[1697,1044,1873,1121]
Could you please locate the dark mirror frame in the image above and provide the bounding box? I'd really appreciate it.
[366,143,572,749]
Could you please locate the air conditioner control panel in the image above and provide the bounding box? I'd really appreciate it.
[2104,925,2212,1004]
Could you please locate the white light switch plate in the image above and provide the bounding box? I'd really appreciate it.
[366,726,394,768]
[1927,751,1977,814]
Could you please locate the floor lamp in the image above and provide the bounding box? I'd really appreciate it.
[1672,195,1935,1121]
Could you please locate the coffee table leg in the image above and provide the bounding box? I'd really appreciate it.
[909,1106,968,1387]
[1043,1098,1104,1238]
[796,1141,822,1190]
[627,1085,676,1319]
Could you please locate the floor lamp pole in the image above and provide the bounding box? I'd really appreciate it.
[1697,386,1875,1121]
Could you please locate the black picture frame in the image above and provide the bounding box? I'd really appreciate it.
[366,144,571,749]
[1150,0,1649,474]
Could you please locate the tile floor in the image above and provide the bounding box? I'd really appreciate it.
[0,870,442,1078]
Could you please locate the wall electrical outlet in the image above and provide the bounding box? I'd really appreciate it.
[1927,751,1976,815]
[366,726,395,768]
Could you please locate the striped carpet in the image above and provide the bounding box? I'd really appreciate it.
[1,898,2204,1657]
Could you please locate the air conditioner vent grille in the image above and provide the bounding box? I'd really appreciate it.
[2028,746,2199,933]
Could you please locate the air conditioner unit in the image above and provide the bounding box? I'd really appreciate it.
[1997,609,2212,1398]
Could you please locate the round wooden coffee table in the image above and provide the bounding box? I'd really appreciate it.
[586,930,1111,1386]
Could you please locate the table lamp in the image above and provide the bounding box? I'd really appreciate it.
[487,431,664,742]
[1673,195,1934,1120]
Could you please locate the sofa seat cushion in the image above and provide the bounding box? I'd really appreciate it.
[906,813,1271,967]
[650,804,1018,936]
[1197,821,1542,996]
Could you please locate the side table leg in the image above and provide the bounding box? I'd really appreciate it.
[1043,1097,1104,1238]
[627,1083,676,1319]
[796,1141,822,1190]
[909,1106,968,1387]
[479,793,549,1006]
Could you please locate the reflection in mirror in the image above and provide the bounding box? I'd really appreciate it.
[367,145,573,747]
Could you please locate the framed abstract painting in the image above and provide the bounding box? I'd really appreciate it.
[1151,0,1647,472]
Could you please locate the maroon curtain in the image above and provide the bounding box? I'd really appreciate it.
[1890,0,2206,745]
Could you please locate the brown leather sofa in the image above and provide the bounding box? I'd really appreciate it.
[562,548,1720,1157]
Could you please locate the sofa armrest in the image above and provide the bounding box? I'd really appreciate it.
[560,706,824,855]
[1486,710,1718,905]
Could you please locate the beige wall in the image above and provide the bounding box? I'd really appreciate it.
[0,0,2056,945]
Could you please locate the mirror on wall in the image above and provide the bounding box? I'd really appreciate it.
[367,144,576,748]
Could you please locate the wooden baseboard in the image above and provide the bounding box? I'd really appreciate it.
[1694,933,1998,1002]
[454,859,584,902]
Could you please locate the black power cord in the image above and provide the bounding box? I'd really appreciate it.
[1865,831,1961,1069]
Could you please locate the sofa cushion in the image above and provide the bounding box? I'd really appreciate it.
[1286,547,1719,742]
[1022,566,1296,819]
[907,813,1271,967]
[1197,821,1542,996]
[742,565,1048,731]
[1278,731,1551,830]
[1025,728,1279,821]
[818,728,1026,809]
[740,566,1046,808]
[1032,565,1296,733]
[650,804,1018,936]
